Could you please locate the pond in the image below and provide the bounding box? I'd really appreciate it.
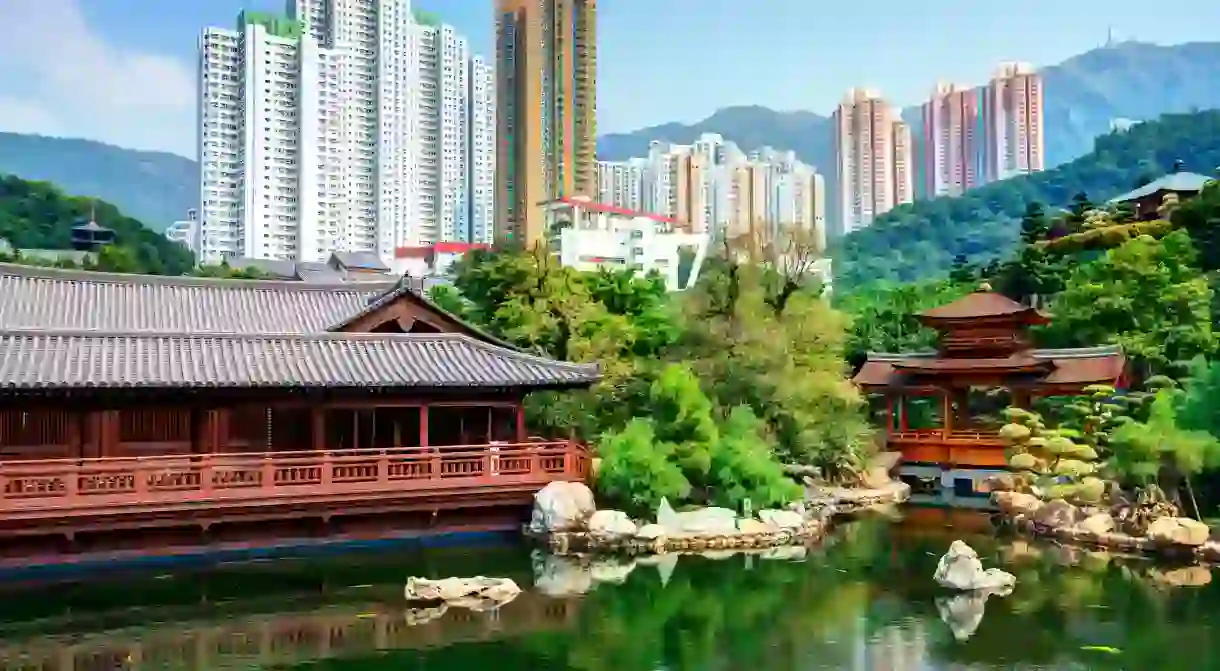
[2,510,1219,670]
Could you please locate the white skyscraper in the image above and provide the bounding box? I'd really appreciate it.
[197,4,494,265]
[412,14,496,245]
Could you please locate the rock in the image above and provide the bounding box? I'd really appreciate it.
[1077,513,1115,536]
[934,540,1018,592]
[587,509,638,537]
[529,481,595,534]
[635,523,667,540]
[404,576,522,609]
[758,509,804,530]
[737,518,774,534]
[661,505,738,534]
[1147,516,1210,547]
[981,473,1017,493]
[993,490,1039,517]
[1032,499,1080,528]
[859,452,902,488]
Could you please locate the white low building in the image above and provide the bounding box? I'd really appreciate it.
[547,197,709,291]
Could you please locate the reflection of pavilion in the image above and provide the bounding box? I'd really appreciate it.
[0,590,579,670]
[854,288,1126,501]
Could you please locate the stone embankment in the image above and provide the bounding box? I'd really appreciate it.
[528,472,911,557]
[993,490,1220,563]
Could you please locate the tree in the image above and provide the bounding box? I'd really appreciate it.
[1000,407,1106,504]
[835,278,971,368]
[1110,389,1220,517]
[681,241,873,480]
[1041,230,1214,378]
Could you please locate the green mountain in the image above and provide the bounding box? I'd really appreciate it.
[0,133,196,233]
[597,41,1220,174]
[833,109,1220,289]
[0,173,196,275]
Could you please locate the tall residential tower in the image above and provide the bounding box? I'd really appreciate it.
[495,0,598,246]
[197,3,495,264]
[982,62,1045,182]
[833,88,914,235]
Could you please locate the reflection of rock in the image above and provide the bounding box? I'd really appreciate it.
[588,509,638,537]
[404,577,521,610]
[936,588,1008,641]
[405,604,449,625]
[998,539,1042,564]
[590,557,637,584]
[529,481,596,533]
[760,545,808,561]
[1147,517,1210,547]
[636,552,680,585]
[530,551,639,595]
[934,540,1017,592]
[1150,566,1213,588]
[531,551,594,597]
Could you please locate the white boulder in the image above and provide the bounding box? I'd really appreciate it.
[934,540,1017,593]
[529,481,596,533]
[587,509,638,537]
[656,498,738,534]
[404,576,522,609]
[1147,516,1210,547]
[758,508,804,530]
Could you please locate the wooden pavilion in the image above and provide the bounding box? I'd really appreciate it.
[0,264,599,560]
[852,287,1126,500]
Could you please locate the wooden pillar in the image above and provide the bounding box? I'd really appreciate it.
[68,411,83,459]
[311,406,326,451]
[419,405,429,447]
[941,389,953,437]
[515,404,526,442]
[100,410,119,457]
[884,395,895,436]
[899,395,909,432]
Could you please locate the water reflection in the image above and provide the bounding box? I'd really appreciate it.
[0,512,1217,670]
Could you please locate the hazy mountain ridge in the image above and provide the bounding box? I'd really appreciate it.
[0,133,196,233]
[597,41,1220,173]
[4,41,1220,236]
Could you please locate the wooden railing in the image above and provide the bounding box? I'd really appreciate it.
[889,429,1004,444]
[0,441,589,516]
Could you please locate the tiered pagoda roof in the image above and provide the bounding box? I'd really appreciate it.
[852,288,1125,391]
[0,264,600,392]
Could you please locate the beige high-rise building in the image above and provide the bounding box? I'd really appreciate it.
[982,62,1044,182]
[920,83,984,198]
[495,0,597,246]
[833,88,914,234]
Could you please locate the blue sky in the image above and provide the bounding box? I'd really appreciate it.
[2,0,1219,157]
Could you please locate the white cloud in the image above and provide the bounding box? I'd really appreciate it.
[0,0,195,157]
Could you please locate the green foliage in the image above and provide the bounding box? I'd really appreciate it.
[596,365,800,514]
[1000,407,1104,503]
[833,277,972,367]
[446,238,857,506]
[1110,389,1220,486]
[0,135,196,233]
[426,284,476,321]
[1040,230,1214,376]
[679,250,874,480]
[0,174,194,275]
[834,110,1220,289]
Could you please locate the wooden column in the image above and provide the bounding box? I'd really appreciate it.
[898,395,909,432]
[884,395,895,436]
[941,389,953,437]
[419,406,429,447]
[311,406,326,451]
[515,404,526,442]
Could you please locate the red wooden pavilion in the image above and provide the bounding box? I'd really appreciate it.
[852,288,1126,494]
[0,264,598,561]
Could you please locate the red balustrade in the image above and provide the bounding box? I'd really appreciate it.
[0,441,589,518]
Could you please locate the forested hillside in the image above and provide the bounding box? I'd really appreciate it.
[834,110,1220,289]
[0,174,195,275]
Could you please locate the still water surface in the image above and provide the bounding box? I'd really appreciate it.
[2,512,1220,670]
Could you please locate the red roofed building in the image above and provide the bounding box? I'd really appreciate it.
[853,287,1127,503]
[545,197,709,291]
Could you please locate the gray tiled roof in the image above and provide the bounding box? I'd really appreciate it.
[330,251,390,271]
[1109,170,1212,203]
[0,263,398,333]
[0,330,600,390]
